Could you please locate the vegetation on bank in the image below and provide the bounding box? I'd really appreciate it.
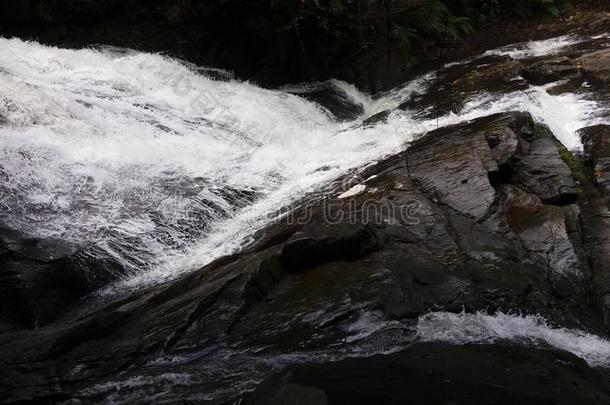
[277,0,582,55]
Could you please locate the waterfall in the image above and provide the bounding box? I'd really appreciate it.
[0,36,603,293]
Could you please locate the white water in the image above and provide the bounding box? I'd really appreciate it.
[417,311,610,368]
[337,310,610,368]
[429,83,602,150]
[0,36,603,290]
[484,34,581,59]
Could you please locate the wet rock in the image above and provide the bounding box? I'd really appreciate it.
[281,222,384,269]
[486,125,519,165]
[577,49,610,85]
[401,56,527,118]
[514,123,578,204]
[580,189,610,329]
[408,121,498,220]
[245,343,610,405]
[499,185,583,281]
[578,125,610,329]
[0,0,416,93]
[0,223,125,331]
[521,56,579,85]
[581,125,610,191]
[283,81,365,121]
[0,112,603,403]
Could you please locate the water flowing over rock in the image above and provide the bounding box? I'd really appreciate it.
[2,110,610,403]
[0,223,124,331]
[2,11,610,402]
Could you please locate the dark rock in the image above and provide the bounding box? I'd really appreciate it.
[245,343,610,405]
[283,81,365,121]
[401,56,527,118]
[0,112,605,403]
[580,125,610,192]
[514,123,578,204]
[408,117,500,220]
[578,125,610,328]
[521,56,580,85]
[281,222,384,269]
[0,223,125,331]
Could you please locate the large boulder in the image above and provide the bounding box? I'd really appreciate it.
[577,49,610,85]
[520,56,579,85]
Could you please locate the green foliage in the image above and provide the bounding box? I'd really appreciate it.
[302,0,573,45]
[446,15,475,38]
[393,24,418,48]
[269,0,577,66]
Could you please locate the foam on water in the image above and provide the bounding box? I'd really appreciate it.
[417,311,610,367]
[0,36,604,291]
[592,33,610,40]
[430,84,603,150]
[484,34,581,59]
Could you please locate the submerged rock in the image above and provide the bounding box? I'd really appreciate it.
[283,81,365,121]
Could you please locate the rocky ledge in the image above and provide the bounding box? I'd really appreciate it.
[1,110,610,403]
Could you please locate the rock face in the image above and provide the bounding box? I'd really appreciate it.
[245,343,610,405]
[581,125,610,192]
[521,56,579,85]
[579,125,610,326]
[0,223,125,332]
[578,49,610,85]
[0,111,607,403]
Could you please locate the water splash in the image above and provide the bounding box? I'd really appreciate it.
[484,34,581,59]
[417,311,610,367]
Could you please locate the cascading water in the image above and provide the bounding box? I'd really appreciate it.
[2,31,610,403]
[0,38,430,290]
[416,311,610,368]
[0,35,605,293]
